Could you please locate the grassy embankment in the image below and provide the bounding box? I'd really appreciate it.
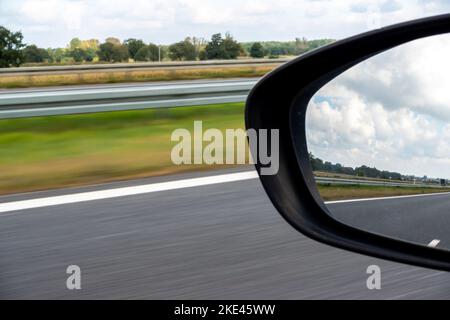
[1,102,449,199]
[0,64,277,89]
[0,103,247,195]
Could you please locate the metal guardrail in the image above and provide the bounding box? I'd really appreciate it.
[0,79,258,119]
[0,59,289,75]
[315,177,448,188]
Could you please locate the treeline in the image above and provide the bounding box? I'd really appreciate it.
[309,153,407,181]
[242,38,335,57]
[0,26,335,67]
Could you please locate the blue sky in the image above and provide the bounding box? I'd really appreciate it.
[1,0,449,48]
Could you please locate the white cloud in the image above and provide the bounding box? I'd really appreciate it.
[1,0,450,47]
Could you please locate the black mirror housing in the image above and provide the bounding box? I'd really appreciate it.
[246,14,450,271]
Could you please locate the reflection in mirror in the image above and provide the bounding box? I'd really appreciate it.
[305,34,450,250]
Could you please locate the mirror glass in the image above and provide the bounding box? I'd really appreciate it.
[305,34,450,250]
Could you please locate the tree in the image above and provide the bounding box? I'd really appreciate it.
[222,33,241,59]
[111,44,129,62]
[204,33,242,60]
[67,38,98,62]
[190,37,206,56]
[168,39,197,61]
[49,48,66,63]
[105,37,121,46]
[124,38,146,60]
[308,153,405,181]
[81,39,100,51]
[84,48,97,62]
[0,26,25,67]
[98,42,114,61]
[97,42,129,62]
[22,45,50,63]
[198,50,207,61]
[68,47,86,62]
[69,38,82,50]
[295,37,309,54]
[134,44,160,62]
[204,33,224,60]
[249,42,265,58]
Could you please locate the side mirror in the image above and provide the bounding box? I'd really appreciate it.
[246,14,450,271]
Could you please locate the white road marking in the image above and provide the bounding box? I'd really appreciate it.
[325,192,450,205]
[0,171,258,213]
[0,170,450,213]
[428,239,441,248]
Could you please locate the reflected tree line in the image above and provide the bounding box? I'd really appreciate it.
[309,153,444,184]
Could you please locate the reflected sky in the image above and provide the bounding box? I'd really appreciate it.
[306,34,450,179]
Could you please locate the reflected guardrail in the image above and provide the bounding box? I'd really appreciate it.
[315,176,448,188]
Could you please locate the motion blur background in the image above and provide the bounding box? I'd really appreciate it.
[1,0,450,299]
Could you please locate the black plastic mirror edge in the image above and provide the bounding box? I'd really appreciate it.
[245,14,450,271]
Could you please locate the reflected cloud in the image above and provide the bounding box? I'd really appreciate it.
[306,34,450,178]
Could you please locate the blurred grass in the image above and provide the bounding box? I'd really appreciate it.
[0,65,276,89]
[0,103,246,195]
[317,184,450,201]
[3,103,448,199]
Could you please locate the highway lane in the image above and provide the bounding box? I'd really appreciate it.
[1,168,450,299]
[329,194,450,249]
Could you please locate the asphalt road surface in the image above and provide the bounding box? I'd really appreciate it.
[1,168,450,299]
[330,195,450,249]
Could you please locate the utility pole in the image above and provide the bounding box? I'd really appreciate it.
[158,45,161,62]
